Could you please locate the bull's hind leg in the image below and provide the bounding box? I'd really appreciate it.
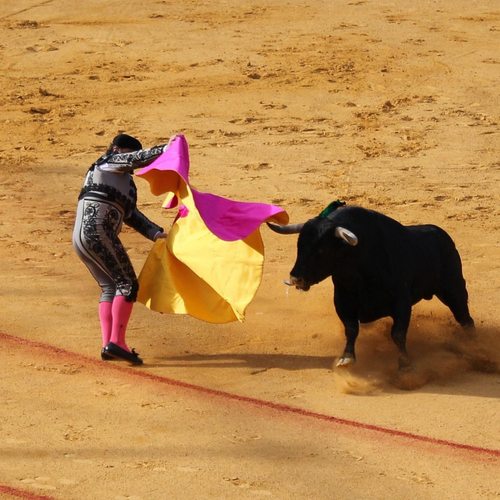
[437,281,475,331]
[439,294,475,330]
[391,329,411,371]
[391,303,412,371]
[439,256,475,330]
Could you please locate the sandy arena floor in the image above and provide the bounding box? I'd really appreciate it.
[1,0,500,498]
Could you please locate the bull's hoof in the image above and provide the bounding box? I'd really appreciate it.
[336,356,356,368]
[398,356,412,373]
[462,317,475,328]
[461,319,476,336]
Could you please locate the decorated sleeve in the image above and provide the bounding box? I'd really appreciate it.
[100,145,166,173]
[124,207,164,241]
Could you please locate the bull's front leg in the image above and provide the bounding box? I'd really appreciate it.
[337,321,359,367]
[334,290,359,368]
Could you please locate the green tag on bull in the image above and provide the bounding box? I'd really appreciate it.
[318,200,346,218]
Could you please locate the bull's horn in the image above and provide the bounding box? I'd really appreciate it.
[335,226,358,246]
[266,222,305,234]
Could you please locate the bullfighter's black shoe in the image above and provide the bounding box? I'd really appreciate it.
[101,348,114,361]
[103,342,143,365]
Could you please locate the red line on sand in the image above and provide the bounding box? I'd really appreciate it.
[2,332,500,459]
[0,485,57,500]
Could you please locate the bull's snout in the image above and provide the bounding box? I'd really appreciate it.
[290,275,310,291]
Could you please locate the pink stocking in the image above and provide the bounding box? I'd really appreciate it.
[99,301,113,347]
[110,295,134,352]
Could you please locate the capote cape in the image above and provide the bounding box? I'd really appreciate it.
[135,135,289,323]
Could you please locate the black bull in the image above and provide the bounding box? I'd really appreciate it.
[268,205,475,370]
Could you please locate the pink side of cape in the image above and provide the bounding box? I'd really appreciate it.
[136,135,289,241]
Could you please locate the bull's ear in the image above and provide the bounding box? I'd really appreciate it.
[335,226,358,246]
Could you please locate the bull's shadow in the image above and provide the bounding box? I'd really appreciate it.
[146,345,500,398]
[149,352,335,372]
[145,311,500,396]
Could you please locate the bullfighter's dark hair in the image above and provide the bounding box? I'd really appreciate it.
[105,134,143,154]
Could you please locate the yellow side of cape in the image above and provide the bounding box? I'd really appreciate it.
[137,209,264,323]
